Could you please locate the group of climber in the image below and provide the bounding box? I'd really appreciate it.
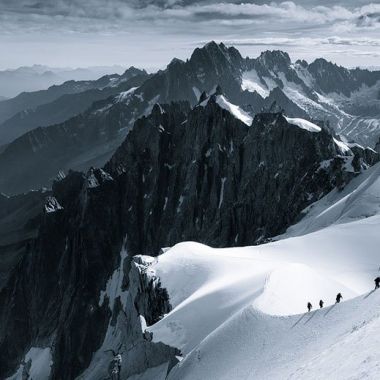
[307,276,380,312]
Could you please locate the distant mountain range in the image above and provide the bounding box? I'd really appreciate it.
[0,67,148,144]
[0,42,379,195]
[0,64,126,98]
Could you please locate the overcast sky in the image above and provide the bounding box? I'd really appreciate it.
[1,0,379,70]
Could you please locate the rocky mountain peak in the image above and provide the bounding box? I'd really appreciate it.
[257,50,291,70]
[190,41,243,71]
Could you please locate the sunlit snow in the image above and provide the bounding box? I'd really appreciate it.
[285,116,321,133]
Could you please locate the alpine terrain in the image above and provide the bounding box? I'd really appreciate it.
[0,41,380,380]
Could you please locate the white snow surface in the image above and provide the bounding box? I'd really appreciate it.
[200,94,253,126]
[333,137,352,155]
[144,164,380,379]
[99,245,129,310]
[241,69,272,98]
[285,116,321,133]
[215,95,253,126]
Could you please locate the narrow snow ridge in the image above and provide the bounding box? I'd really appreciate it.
[206,95,253,126]
[147,210,380,354]
[285,116,321,133]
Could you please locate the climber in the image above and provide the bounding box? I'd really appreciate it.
[335,293,343,304]
[307,302,312,312]
[375,277,380,290]
[319,300,324,309]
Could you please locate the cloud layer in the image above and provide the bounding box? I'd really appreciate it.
[0,0,379,69]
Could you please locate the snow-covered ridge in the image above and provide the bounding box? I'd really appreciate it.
[200,94,253,126]
[284,116,321,133]
[240,62,380,146]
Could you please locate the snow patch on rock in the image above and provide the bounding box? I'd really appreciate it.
[6,347,53,380]
[285,117,321,133]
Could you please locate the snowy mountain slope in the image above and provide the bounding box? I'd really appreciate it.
[140,212,380,379]
[241,53,380,146]
[168,288,380,380]
[281,162,380,238]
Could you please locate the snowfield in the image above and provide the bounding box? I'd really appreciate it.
[143,163,380,379]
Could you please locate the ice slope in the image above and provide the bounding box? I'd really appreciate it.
[282,162,380,238]
[168,290,380,380]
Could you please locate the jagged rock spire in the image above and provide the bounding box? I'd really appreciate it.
[199,91,208,103]
[214,85,223,96]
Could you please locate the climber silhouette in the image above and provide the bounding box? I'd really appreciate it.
[319,300,324,309]
[307,302,312,312]
[335,293,343,304]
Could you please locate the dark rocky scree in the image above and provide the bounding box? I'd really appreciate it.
[0,98,378,379]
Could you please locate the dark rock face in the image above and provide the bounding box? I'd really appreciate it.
[107,99,371,252]
[0,98,378,379]
[132,256,171,326]
[0,191,46,289]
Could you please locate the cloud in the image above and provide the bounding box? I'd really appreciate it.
[0,0,379,68]
[1,1,380,33]
[217,36,380,48]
